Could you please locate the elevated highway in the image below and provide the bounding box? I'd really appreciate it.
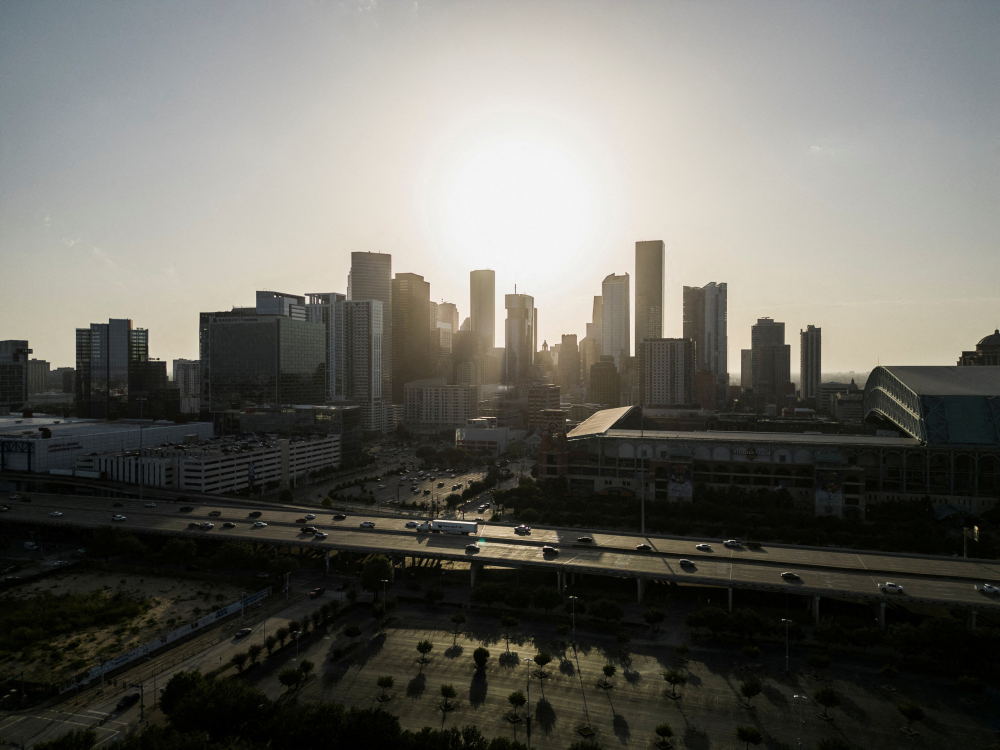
[4,493,999,626]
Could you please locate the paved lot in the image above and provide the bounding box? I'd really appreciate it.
[250,603,995,749]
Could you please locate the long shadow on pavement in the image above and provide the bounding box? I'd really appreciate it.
[406,673,426,699]
[535,697,557,733]
[468,673,488,707]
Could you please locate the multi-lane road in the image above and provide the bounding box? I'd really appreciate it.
[5,493,1000,615]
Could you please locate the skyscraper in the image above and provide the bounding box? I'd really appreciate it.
[470,269,495,349]
[306,292,347,401]
[391,273,431,402]
[751,317,791,409]
[637,338,695,406]
[601,273,630,371]
[337,299,385,433]
[635,240,664,353]
[741,349,753,390]
[504,293,535,384]
[348,252,392,402]
[558,334,580,386]
[800,325,822,407]
[75,319,148,419]
[683,282,728,399]
[0,340,31,410]
[437,302,460,333]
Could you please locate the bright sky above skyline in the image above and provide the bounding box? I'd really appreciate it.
[2,1,998,374]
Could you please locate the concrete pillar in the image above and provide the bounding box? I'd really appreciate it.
[470,563,479,588]
[812,596,821,624]
[878,602,886,631]
[556,571,562,592]
[637,578,645,604]
[970,610,977,629]
[325,550,330,574]
[728,587,733,613]
[401,556,406,570]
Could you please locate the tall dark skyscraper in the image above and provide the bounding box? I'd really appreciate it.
[751,317,791,409]
[348,252,392,402]
[0,340,31,410]
[800,325,822,406]
[470,269,495,350]
[504,293,535,384]
[602,273,630,370]
[558,333,580,386]
[75,319,148,419]
[634,240,664,353]
[391,273,431,402]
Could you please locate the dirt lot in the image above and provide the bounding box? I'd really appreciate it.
[0,571,247,685]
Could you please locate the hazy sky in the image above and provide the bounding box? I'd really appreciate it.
[3,0,998,375]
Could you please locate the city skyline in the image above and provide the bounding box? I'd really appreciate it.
[2,2,999,374]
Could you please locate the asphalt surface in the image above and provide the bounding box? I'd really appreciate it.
[5,493,1000,613]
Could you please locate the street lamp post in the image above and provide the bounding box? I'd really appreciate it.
[292,631,301,660]
[381,578,388,604]
[793,694,808,749]
[568,596,578,648]
[781,619,792,672]
[522,658,533,749]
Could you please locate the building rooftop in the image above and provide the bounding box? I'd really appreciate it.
[0,415,189,441]
[879,365,1000,396]
[601,429,919,447]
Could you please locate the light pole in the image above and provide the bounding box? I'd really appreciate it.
[381,578,388,605]
[793,694,808,749]
[522,658,533,749]
[568,596,578,648]
[781,618,792,672]
[292,630,301,661]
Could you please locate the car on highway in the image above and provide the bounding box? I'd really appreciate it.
[209,510,221,517]
[253,521,268,528]
[4,575,20,582]
[360,521,376,528]
[466,543,479,552]
[542,546,559,556]
[474,516,484,522]
[235,628,252,638]
[879,582,905,594]
[295,518,307,523]
[976,583,1000,594]
[180,506,194,512]
[187,522,199,529]
[223,522,236,528]
[50,511,63,517]
[248,511,262,518]
[301,526,317,533]
[577,536,593,543]
[145,502,157,508]
[200,522,214,529]
[696,544,712,551]
[333,513,346,520]
[304,514,316,520]
[112,514,127,522]
[723,539,742,548]
[309,587,325,598]
[52,560,70,567]
[117,693,140,711]
[437,482,445,488]
[781,571,800,580]
[678,558,695,567]
[314,532,328,540]
[514,525,531,534]
[405,521,418,528]
[424,489,431,495]
[636,543,652,551]
[9,494,19,500]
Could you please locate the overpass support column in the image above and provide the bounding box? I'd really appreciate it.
[324,550,330,574]
[556,571,563,592]
[970,610,978,629]
[728,587,733,613]
[878,602,886,631]
[812,596,821,624]
[470,563,480,588]
[637,578,646,604]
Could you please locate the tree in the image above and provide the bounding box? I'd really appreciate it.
[740,676,762,709]
[343,623,362,643]
[814,686,840,718]
[440,684,457,709]
[278,667,300,690]
[416,640,434,667]
[601,663,617,687]
[741,644,761,659]
[674,644,689,661]
[159,671,205,716]
[879,663,898,684]
[500,615,519,650]
[591,599,624,623]
[278,489,294,503]
[897,702,924,732]
[232,651,249,673]
[663,669,687,697]
[377,675,394,697]
[735,725,763,749]
[807,653,832,680]
[33,729,97,750]
[450,613,466,638]
[508,690,526,718]
[532,587,563,614]
[817,738,853,750]
[310,610,322,629]
[473,647,490,671]
[247,643,263,664]
[265,635,277,656]
[616,630,631,653]
[276,626,290,647]
[504,587,531,611]
[654,724,673,745]
[424,587,444,604]
[643,607,666,632]
[533,652,552,675]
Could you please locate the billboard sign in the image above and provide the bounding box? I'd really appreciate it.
[815,470,843,512]
[668,464,693,499]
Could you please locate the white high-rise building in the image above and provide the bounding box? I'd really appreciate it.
[470,269,496,349]
[306,292,346,401]
[336,299,384,433]
[347,252,392,404]
[682,281,728,398]
[601,273,630,371]
[800,325,822,405]
[504,293,535,383]
[637,338,695,406]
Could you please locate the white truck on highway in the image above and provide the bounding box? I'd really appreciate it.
[415,519,478,535]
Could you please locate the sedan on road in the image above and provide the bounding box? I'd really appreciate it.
[223,522,236,528]
[636,543,652,551]
[405,521,419,528]
[781,571,800,580]
[253,521,268,528]
[577,536,593,543]
[696,544,712,552]
[300,526,317,534]
[199,522,214,529]
[144,502,157,508]
[235,628,252,638]
[976,583,1000,594]
[514,525,531,534]
[332,513,347,520]
[304,514,316,520]
[542,546,559,556]
[466,543,479,552]
[314,532,328,540]
[360,521,376,528]
[879,582,905,594]
[112,514,127,522]
[50,511,63,517]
